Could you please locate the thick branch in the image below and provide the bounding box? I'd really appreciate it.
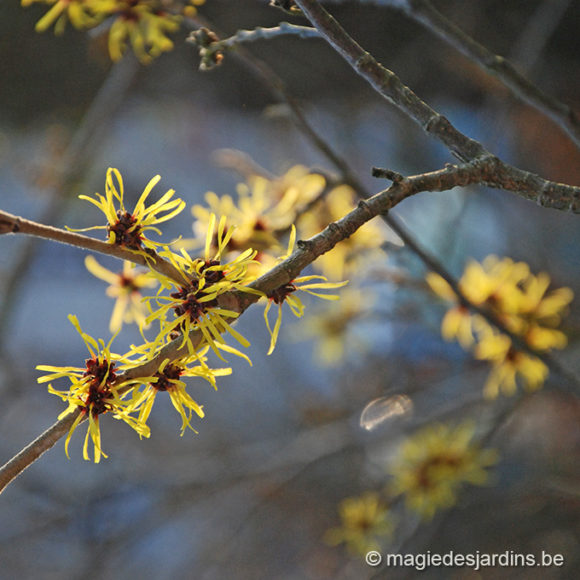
[293,0,580,212]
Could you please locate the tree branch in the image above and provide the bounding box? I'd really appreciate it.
[293,0,580,212]
[0,210,186,284]
[326,0,579,146]
[188,23,321,69]
[392,0,580,149]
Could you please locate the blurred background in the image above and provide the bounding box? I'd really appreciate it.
[1,1,579,578]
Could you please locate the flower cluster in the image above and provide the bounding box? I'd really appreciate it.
[190,161,394,361]
[41,166,354,461]
[37,315,150,462]
[191,165,327,276]
[21,0,206,63]
[427,256,573,398]
[145,213,262,359]
[38,316,230,461]
[74,167,185,255]
[326,420,498,554]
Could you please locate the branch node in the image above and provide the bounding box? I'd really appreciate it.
[0,216,20,234]
[296,238,313,251]
[356,199,374,218]
[372,167,404,182]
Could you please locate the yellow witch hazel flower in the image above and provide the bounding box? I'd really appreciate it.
[36,315,150,462]
[389,421,498,520]
[427,256,573,397]
[127,345,231,435]
[190,164,327,276]
[73,167,185,256]
[22,1,206,62]
[426,256,530,348]
[263,226,348,355]
[324,492,395,555]
[85,255,158,333]
[474,327,549,398]
[301,288,371,366]
[107,2,182,64]
[147,214,261,360]
[21,0,111,34]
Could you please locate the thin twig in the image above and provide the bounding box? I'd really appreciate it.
[397,0,580,149]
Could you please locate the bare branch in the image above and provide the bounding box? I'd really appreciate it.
[188,23,320,70]
[396,0,580,149]
[325,0,580,148]
[293,0,580,212]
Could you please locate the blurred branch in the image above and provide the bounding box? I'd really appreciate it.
[395,0,580,149]
[0,54,140,352]
[293,0,580,211]
[0,210,185,284]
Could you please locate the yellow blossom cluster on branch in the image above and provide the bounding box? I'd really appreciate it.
[37,166,354,461]
[21,0,206,63]
[189,163,390,361]
[427,256,573,398]
[191,165,388,281]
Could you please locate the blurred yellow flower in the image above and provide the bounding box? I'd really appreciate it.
[21,0,110,34]
[22,1,205,62]
[301,288,371,365]
[389,421,498,519]
[427,256,572,396]
[191,164,326,277]
[85,255,157,333]
[474,329,549,398]
[108,2,182,63]
[325,492,395,555]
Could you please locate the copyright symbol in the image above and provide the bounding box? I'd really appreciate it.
[365,550,382,567]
